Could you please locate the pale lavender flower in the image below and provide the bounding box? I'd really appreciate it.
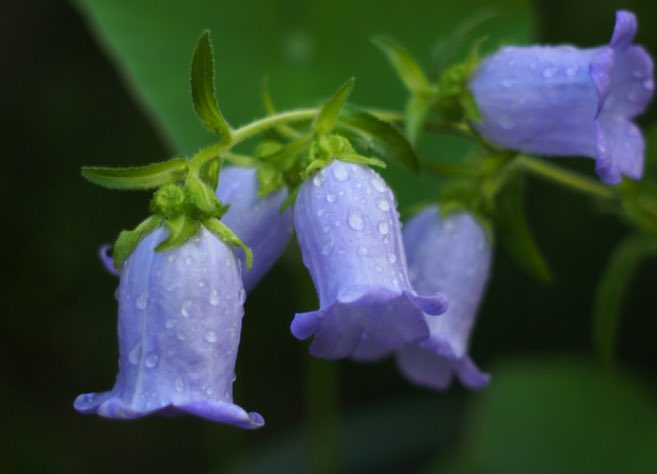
[354,206,491,390]
[216,166,293,292]
[470,10,653,184]
[291,161,448,359]
[75,227,264,429]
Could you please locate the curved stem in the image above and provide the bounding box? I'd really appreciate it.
[515,155,617,200]
[231,108,317,144]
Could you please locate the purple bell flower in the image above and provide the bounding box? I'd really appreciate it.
[75,226,264,429]
[216,166,293,292]
[291,161,448,359]
[354,206,491,390]
[469,10,654,184]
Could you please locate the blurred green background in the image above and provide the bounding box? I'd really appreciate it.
[2,0,657,472]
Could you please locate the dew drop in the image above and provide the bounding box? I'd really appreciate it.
[185,256,194,265]
[136,291,149,310]
[321,241,334,256]
[370,178,386,193]
[501,79,513,88]
[498,116,515,130]
[377,199,390,211]
[347,211,365,231]
[167,255,176,263]
[238,288,246,304]
[338,248,346,255]
[181,300,192,318]
[387,253,397,264]
[643,79,654,92]
[205,387,214,395]
[377,221,389,235]
[175,377,184,392]
[358,245,368,256]
[542,67,558,78]
[177,330,186,341]
[204,331,218,343]
[332,163,349,181]
[312,176,322,187]
[209,289,220,306]
[129,344,142,365]
[565,66,578,76]
[165,319,175,329]
[198,280,206,288]
[326,193,336,203]
[145,354,159,368]
[317,209,326,217]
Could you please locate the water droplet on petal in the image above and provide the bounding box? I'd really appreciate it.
[326,193,336,203]
[136,291,149,310]
[204,331,218,343]
[181,300,192,318]
[145,353,159,368]
[377,199,390,211]
[627,90,640,103]
[643,79,654,92]
[198,280,206,288]
[370,178,386,193]
[238,288,246,304]
[358,245,368,256]
[175,377,184,392]
[332,163,349,181]
[129,344,142,365]
[377,221,389,235]
[209,289,220,306]
[387,253,397,264]
[321,241,334,256]
[167,255,176,263]
[347,211,365,231]
[312,176,322,187]
[165,319,175,329]
[542,67,558,78]
[565,66,578,76]
[185,256,194,265]
[498,116,515,130]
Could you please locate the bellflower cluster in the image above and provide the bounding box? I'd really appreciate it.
[75,227,264,429]
[470,10,654,184]
[291,160,448,359]
[355,206,492,390]
[216,166,293,292]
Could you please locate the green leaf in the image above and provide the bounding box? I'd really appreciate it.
[337,108,420,173]
[405,93,434,145]
[185,174,221,216]
[113,215,161,268]
[371,36,430,93]
[204,218,253,269]
[81,158,188,190]
[314,77,355,134]
[495,175,552,283]
[190,31,232,139]
[256,163,285,197]
[593,235,657,367]
[155,214,201,252]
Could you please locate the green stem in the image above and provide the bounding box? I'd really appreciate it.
[515,155,617,200]
[230,108,317,144]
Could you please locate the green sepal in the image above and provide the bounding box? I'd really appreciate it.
[259,133,314,169]
[190,31,232,140]
[199,156,221,190]
[279,184,301,212]
[495,175,552,283]
[257,163,286,197]
[81,158,188,190]
[150,183,187,218]
[113,215,161,269]
[314,77,355,135]
[204,218,253,270]
[337,108,420,173]
[593,235,657,368]
[155,215,201,253]
[185,174,223,217]
[371,36,431,93]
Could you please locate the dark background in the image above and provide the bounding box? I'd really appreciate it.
[2,0,657,473]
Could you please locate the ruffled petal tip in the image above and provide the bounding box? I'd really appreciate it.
[396,345,490,391]
[291,288,446,359]
[98,244,120,276]
[74,392,264,429]
[611,10,637,48]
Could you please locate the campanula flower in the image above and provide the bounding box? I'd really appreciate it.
[75,227,264,429]
[354,206,491,390]
[470,10,654,184]
[216,166,293,292]
[291,161,448,359]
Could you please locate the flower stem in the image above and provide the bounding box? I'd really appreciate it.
[515,155,617,200]
[231,108,317,144]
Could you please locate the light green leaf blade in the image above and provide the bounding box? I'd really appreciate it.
[190,31,232,139]
[371,36,430,93]
[593,235,657,367]
[82,158,188,190]
[205,218,253,269]
[314,77,355,134]
[113,215,161,268]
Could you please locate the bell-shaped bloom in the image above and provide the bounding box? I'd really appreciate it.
[215,166,294,292]
[291,161,448,359]
[470,10,653,184]
[75,227,264,429]
[354,206,491,390]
